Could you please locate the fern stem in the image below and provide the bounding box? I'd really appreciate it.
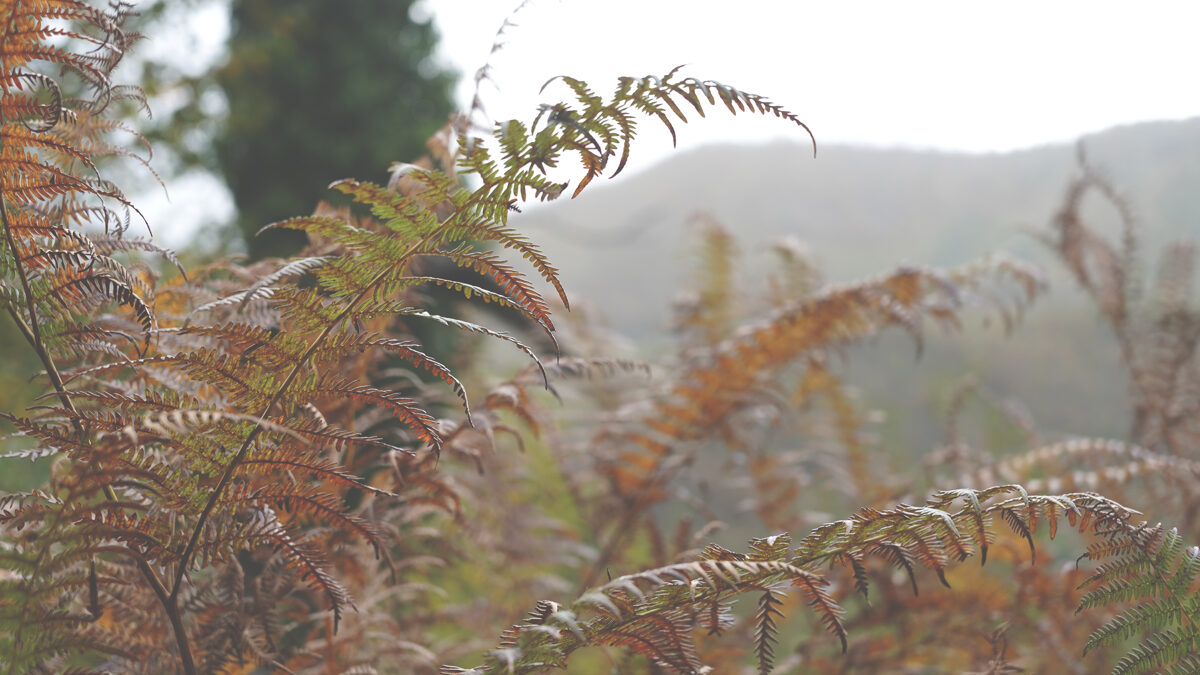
[2,196,198,672]
[137,557,196,675]
[0,197,80,428]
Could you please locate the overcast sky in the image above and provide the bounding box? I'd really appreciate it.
[425,0,1200,157]
[144,0,1200,246]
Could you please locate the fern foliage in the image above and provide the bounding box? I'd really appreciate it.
[583,236,1044,587]
[470,64,815,202]
[3,2,1200,673]
[0,1,833,669]
[1078,523,1200,674]
[1049,148,1200,455]
[444,487,1142,674]
[0,2,168,671]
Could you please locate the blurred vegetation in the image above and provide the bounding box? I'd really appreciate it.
[139,0,457,257]
[0,0,457,491]
[515,118,1200,453]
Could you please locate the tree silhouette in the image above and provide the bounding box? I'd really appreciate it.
[215,0,456,257]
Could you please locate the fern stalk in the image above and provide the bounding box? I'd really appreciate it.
[1,194,199,675]
[0,7,198,670]
[0,196,78,422]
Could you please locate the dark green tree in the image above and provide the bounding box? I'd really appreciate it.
[138,0,451,257]
[212,0,456,257]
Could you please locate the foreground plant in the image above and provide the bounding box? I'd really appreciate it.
[2,2,1197,674]
[445,486,1199,674]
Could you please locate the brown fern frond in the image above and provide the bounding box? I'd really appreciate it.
[1044,150,1200,456]
[399,309,547,385]
[230,484,381,557]
[591,256,1044,580]
[427,246,555,333]
[38,265,153,341]
[309,378,441,451]
[673,214,739,346]
[1048,146,1138,326]
[433,216,568,310]
[311,333,472,417]
[238,445,401,498]
[753,585,786,673]
[264,527,356,632]
[271,416,410,457]
[598,610,704,673]
[91,235,185,278]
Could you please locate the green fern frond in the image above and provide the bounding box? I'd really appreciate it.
[447,487,1141,673]
[1078,523,1200,672]
[1111,628,1199,675]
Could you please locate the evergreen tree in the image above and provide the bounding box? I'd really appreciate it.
[216,0,456,257]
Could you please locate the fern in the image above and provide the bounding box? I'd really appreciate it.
[583,244,1044,587]
[465,65,816,202]
[1047,147,1200,455]
[1077,524,1200,674]
[4,3,1199,672]
[444,487,1143,674]
[0,1,832,668]
[0,2,172,671]
[752,585,786,675]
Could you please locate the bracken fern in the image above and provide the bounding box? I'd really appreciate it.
[3,2,1199,673]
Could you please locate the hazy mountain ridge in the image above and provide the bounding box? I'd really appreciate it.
[509,117,1199,450]
[514,116,1200,335]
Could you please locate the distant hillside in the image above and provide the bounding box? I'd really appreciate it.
[509,117,1200,451]
[513,116,1200,335]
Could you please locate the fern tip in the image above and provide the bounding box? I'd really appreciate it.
[539,74,566,95]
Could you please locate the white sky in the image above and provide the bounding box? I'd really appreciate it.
[426,0,1200,156]
[143,0,1200,246]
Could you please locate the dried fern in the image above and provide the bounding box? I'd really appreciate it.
[1047,148,1200,455]
[584,244,1044,587]
[0,3,831,668]
[6,3,1198,673]
[444,486,1146,674]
